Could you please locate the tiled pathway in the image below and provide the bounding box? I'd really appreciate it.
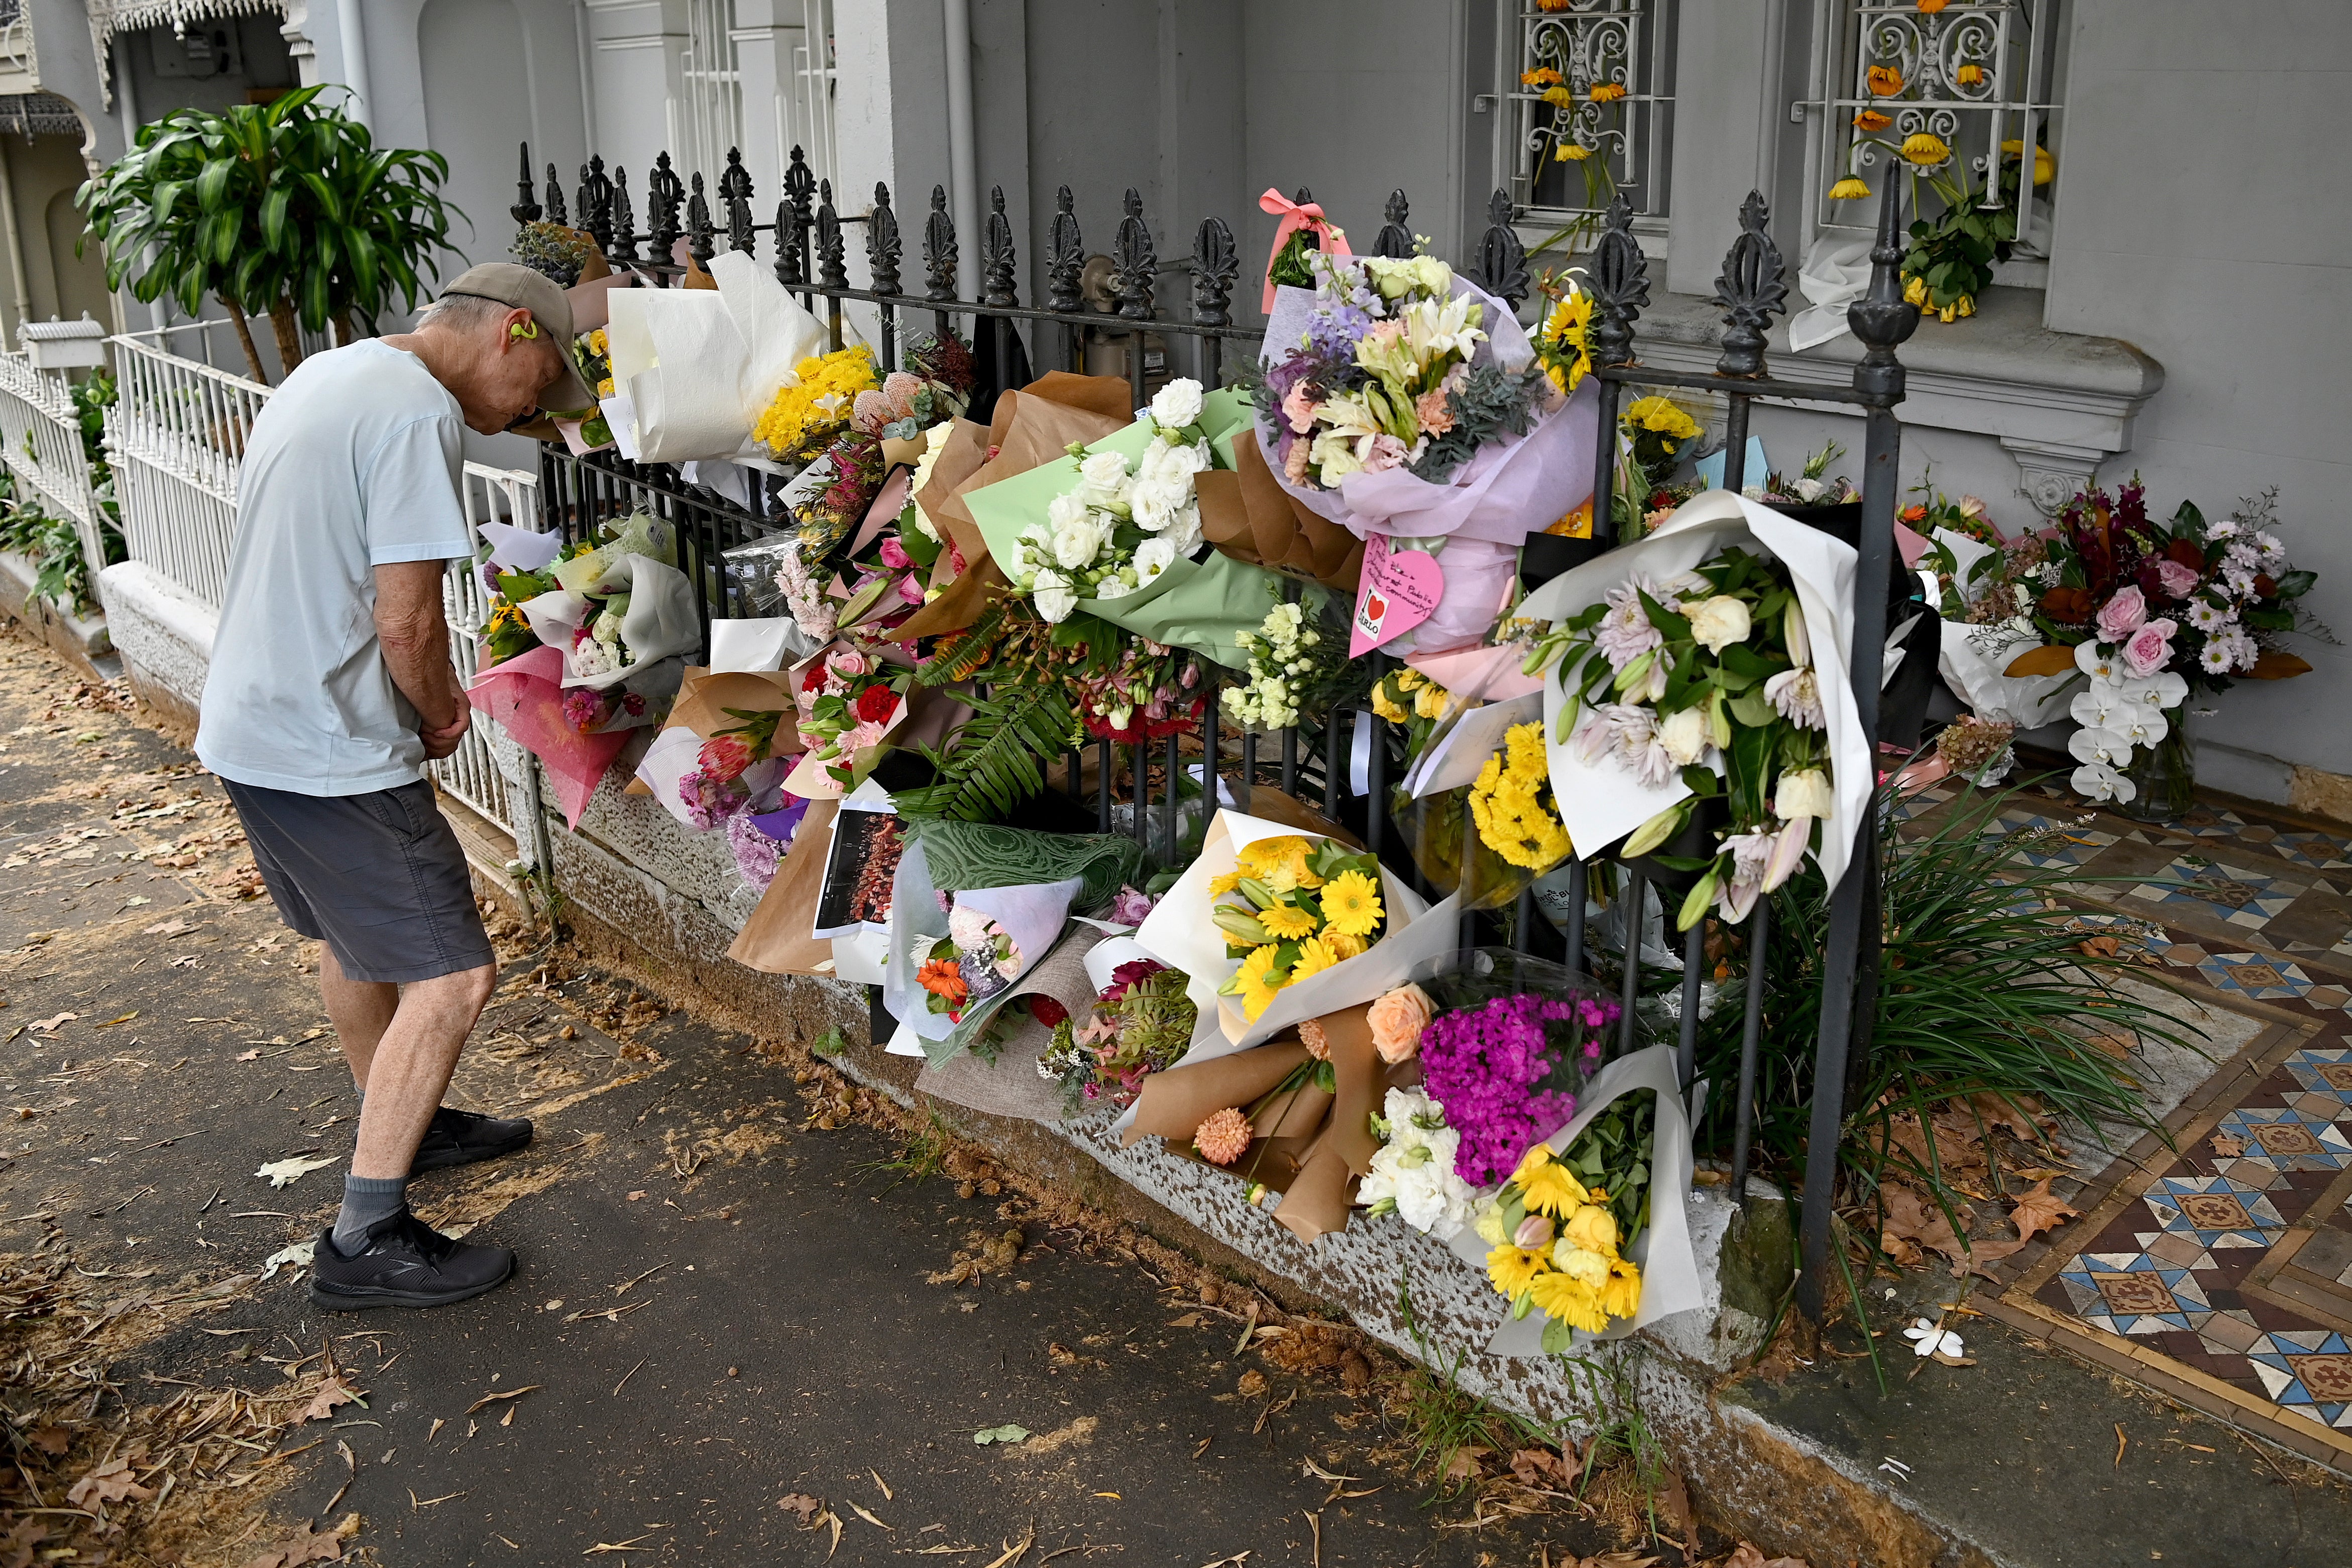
[1955,780,2352,1469]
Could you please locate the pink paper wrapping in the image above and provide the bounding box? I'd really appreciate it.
[466,645,629,828]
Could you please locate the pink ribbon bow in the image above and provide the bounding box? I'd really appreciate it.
[1259,188,1353,313]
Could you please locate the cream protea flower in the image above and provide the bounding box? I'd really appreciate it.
[1193,1107,1253,1166]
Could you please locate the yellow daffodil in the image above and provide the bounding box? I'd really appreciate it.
[1289,936,1341,984]
[2001,139,2056,186]
[1853,108,1892,132]
[1528,1271,1609,1334]
[1590,82,1627,104]
[1555,143,1592,162]
[1232,944,1288,1021]
[1828,175,1871,202]
[1322,930,1368,962]
[1486,1244,1549,1300]
[1257,904,1319,941]
[1866,65,1903,97]
[1900,132,1950,167]
[1515,1146,1591,1216]
[1599,1255,1642,1320]
[1319,870,1384,938]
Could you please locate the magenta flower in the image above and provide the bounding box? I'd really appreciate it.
[1419,993,1619,1187]
[878,536,913,570]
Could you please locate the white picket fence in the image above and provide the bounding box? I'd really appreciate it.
[93,325,550,866]
[0,347,106,583]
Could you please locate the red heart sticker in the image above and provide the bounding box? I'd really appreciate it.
[1350,536,1445,656]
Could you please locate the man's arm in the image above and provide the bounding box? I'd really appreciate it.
[374,560,469,759]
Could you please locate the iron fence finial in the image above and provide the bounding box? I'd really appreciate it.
[1375,189,1413,260]
[511,142,540,226]
[1113,188,1155,321]
[1192,215,1238,329]
[1046,187,1085,314]
[1712,189,1789,378]
[982,187,1020,309]
[924,185,959,305]
[868,183,904,298]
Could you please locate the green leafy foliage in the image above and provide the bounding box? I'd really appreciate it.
[895,687,1076,822]
[78,85,462,381]
[1696,781,2200,1218]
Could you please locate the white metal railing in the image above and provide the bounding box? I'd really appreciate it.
[443,462,548,864]
[0,349,104,579]
[105,326,269,609]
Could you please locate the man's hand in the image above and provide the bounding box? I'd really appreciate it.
[420,709,471,760]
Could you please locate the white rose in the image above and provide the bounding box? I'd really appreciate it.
[1774,767,1834,821]
[1133,536,1177,583]
[1683,595,1753,654]
[1130,475,1185,533]
[1032,567,1077,624]
[1791,476,1826,502]
[1149,378,1204,430]
[1051,509,1108,571]
[1657,706,1710,765]
[1078,449,1130,492]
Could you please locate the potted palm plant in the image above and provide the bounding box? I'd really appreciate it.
[77,85,462,384]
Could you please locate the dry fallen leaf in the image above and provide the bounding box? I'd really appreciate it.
[66,1454,155,1508]
[300,1375,363,1424]
[29,1012,77,1034]
[778,1493,824,1525]
[236,1049,262,1062]
[143,917,194,936]
[256,1154,339,1188]
[2075,934,2121,959]
[1723,1545,1811,1568]
[464,1384,542,1415]
[27,1425,70,1456]
[2209,1131,2248,1158]
[239,1513,359,1568]
[2007,1177,2080,1244]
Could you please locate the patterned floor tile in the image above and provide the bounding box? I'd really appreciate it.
[2213,1107,2352,1170]
[2247,1331,2352,1429]
[2132,858,2308,928]
[2287,1047,2352,1103]
[2058,1252,2210,1335]
[2271,832,2352,873]
[2143,1174,2289,1249]
[2195,951,2316,1002]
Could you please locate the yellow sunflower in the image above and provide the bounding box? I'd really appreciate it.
[1318,870,1384,938]
[1900,132,1950,167]
[1486,1244,1549,1300]
[1257,904,1319,941]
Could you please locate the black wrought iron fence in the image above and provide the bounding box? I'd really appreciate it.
[512,139,1918,1321]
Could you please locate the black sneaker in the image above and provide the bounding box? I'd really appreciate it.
[407,1105,534,1177]
[308,1210,515,1311]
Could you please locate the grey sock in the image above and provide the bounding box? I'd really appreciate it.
[332,1173,405,1253]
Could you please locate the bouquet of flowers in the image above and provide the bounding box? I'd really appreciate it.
[1037,956,1198,1110]
[1468,720,1574,876]
[676,707,787,831]
[1369,663,1454,753]
[1210,834,1389,1022]
[1257,252,1549,492]
[792,647,907,789]
[1220,594,1355,731]
[1530,543,1830,927]
[1007,379,1214,624]
[1419,992,1610,1189]
[918,902,1024,1023]
[851,334,973,444]
[1071,638,1204,743]
[1471,1105,1649,1343]
[754,346,880,463]
[1989,483,2320,804]
[1532,278,1593,397]
[1621,395,1701,501]
[1760,441,1860,509]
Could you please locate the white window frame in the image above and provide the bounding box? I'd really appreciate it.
[669,0,745,180]
[1499,0,1678,246]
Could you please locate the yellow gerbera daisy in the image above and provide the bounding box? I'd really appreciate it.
[1589,82,1626,104]
[1208,870,1244,895]
[1486,1244,1549,1300]
[1230,944,1288,1021]
[1514,1145,1591,1216]
[1318,870,1384,938]
[1237,835,1321,892]
[1900,132,1950,167]
[1599,1254,1642,1320]
[1528,1271,1610,1334]
[1257,904,1319,941]
[1288,937,1341,984]
[1555,143,1592,162]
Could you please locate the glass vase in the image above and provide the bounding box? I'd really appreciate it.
[2117,711,2196,823]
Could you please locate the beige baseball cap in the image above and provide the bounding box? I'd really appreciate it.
[435,262,598,415]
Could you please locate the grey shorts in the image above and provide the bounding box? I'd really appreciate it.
[222,778,496,984]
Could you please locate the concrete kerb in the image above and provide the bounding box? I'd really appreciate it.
[0,548,112,678]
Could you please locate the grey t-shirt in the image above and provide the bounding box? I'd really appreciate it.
[195,340,472,795]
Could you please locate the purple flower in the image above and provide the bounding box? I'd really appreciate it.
[1107,885,1156,927]
[1418,993,1621,1188]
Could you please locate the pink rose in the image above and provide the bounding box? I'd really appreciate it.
[2120,618,2177,678]
[825,647,870,681]
[897,574,927,605]
[1361,433,1409,473]
[1365,983,1436,1066]
[2093,585,2148,643]
[2152,558,2200,599]
[878,536,913,570]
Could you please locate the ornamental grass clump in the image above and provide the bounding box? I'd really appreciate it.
[1695,781,2202,1229]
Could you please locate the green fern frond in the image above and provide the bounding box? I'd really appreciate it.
[895,687,1075,821]
[917,597,1012,687]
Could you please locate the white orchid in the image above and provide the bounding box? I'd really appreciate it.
[2067,725,2134,768]
[2074,639,2121,682]
[2072,759,2136,804]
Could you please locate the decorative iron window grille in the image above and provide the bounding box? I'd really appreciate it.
[1505,0,1677,230]
[670,0,745,187]
[0,93,84,140]
[1800,0,2065,262]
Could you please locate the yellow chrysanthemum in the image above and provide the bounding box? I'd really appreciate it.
[1589,82,1627,104]
[753,346,879,460]
[1289,937,1341,984]
[1319,871,1384,938]
[1900,132,1950,167]
[1232,944,1288,1021]
[1528,1271,1610,1334]
[1599,1254,1642,1320]
[1486,1244,1549,1300]
[1208,870,1244,895]
[1827,175,1870,202]
[1322,930,1368,962]
[1257,904,1319,941]
[1623,395,1700,441]
[1514,1145,1591,1217]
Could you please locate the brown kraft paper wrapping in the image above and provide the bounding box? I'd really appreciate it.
[725,797,840,975]
[626,665,806,796]
[1121,1039,1309,1149]
[896,375,1135,639]
[1271,1003,1384,1243]
[1196,427,1364,593]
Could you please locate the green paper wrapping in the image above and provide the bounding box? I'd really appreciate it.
[901,818,1145,913]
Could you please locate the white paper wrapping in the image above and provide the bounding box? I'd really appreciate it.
[516,552,701,692]
[1406,691,1544,800]
[1443,1043,1703,1351]
[880,834,1085,1049]
[1514,492,1870,888]
[605,252,830,463]
[1929,527,2073,728]
[1133,809,1441,1062]
[707,616,820,674]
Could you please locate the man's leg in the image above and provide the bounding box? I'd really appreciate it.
[318,946,399,1096]
[331,963,494,1251]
